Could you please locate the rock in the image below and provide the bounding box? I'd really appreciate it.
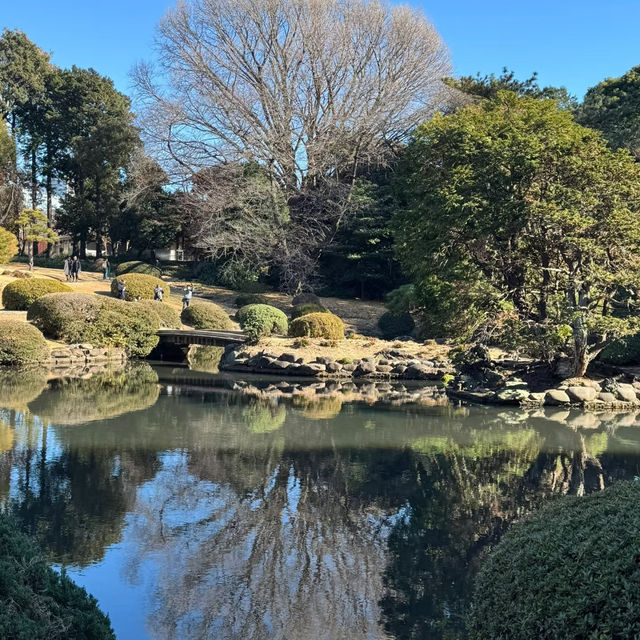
[616,383,638,403]
[342,364,356,373]
[392,365,407,375]
[315,356,335,365]
[376,365,393,374]
[567,413,601,429]
[495,388,530,404]
[566,386,598,403]
[598,392,617,403]
[297,363,326,376]
[278,353,297,363]
[529,392,546,403]
[326,362,342,374]
[354,361,377,376]
[403,364,440,380]
[503,377,529,390]
[544,389,571,406]
[378,359,391,366]
[266,359,290,370]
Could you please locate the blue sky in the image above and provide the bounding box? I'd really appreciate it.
[1,0,638,100]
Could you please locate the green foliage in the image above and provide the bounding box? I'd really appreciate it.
[384,284,417,315]
[110,273,165,301]
[292,337,310,348]
[0,318,49,365]
[27,293,101,342]
[135,299,181,329]
[396,92,640,370]
[187,345,224,372]
[599,332,640,365]
[0,514,115,639]
[289,312,345,340]
[467,481,640,639]
[115,261,161,278]
[378,311,415,339]
[234,293,268,307]
[578,65,640,158]
[2,278,72,310]
[181,300,233,330]
[236,304,288,340]
[290,303,328,319]
[0,227,18,263]
[14,209,58,254]
[0,367,48,410]
[291,292,321,306]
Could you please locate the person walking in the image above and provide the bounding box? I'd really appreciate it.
[103,258,110,280]
[63,257,70,281]
[70,256,81,282]
[154,284,164,302]
[117,280,127,300]
[182,284,193,310]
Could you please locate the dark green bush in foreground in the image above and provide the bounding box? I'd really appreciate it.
[234,293,268,307]
[236,304,288,340]
[181,300,233,330]
[2,278,72,311]
[378,311,415,339]
[467,481,640,639]
[0,516,114,639]
[290,303,328,319]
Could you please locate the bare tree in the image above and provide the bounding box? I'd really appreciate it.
[134,0,451,290]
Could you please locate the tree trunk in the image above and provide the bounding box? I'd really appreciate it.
[31,147,38,209]
[572,315,589,377]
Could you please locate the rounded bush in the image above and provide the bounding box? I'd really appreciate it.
[292,292,321,306]
[290,302,328,319]
[135,300,181,329]
[110,273,165,301]
[115,260,161,278]
[181,300,233,330]
[289,312,344,340]
[0,515,115,639]
[28,293,101,342]
[378,311,415,339]
[235,293,269,307]
[236,304,288,340]
[0,319,49,365]
[467,481,640,639]
[2,278,72,311]
[0,227,18,264]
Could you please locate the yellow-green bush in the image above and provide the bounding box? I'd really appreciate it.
[0,228,18,264]
[288,312,344,340]
[236,304,288,340]
[135,300,181,329]
[2,278,72,311]
[110,273,164,301]
[181,300,233,330]
[28,293,101,342]
[0,319,49,365]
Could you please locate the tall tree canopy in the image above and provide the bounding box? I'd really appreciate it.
[578,65,640,159]
[135,0,450,290]
[395,92,640,376]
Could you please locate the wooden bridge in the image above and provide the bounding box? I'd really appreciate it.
[156,329,248,347]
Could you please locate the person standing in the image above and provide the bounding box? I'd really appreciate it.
[154,284,164,301]
[182,284,193,310]
[71,256,81,282]
[103,258,110,280]
[63,257,70,281]
[117,280,127,300]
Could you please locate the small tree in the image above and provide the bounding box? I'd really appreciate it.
[14,208,58,255]
[0,225,18,263]
[396,92,640,376]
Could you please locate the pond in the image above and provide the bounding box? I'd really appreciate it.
[1,364,639,639]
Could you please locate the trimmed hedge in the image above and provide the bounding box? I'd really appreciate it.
[0,228,18,264]
[292,292,321,305]
[110,273,165,301]
[468,481,640,639]
[115,260,161,278]
[235,293,268,307]
[0,515,115,639]
[289,312,344,340]
[2,278,72,311]
[378,311,415,339]
[135,300,181,329]
[236,304,288,340]
[181,300,233,330]
[290,303,328,319]
[28,293,160,357]
[0,319,49,365]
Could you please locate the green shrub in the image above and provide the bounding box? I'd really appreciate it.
[378,311,415,339]
[292,337,310,348]
[28,293,101,343]
[0,515,115,639]
[135,300,181,329]
[467,481,640,639]
[599,332,640,365]
[0,319,49,365]
[385,284,417,315]
[0,227,18,264]
[289,312,344,340]
[292,292,321,305]
[190,261,218,284]
[96,299,159,357]
[236,304,288,340]
[181,300,233,330]
[115,260,161,278]
[2,278,72,310]
[187,345,224,372]
[235,293,269,307]
[290,303,328,319]
[110,273,165,301]
[0,368,48,410]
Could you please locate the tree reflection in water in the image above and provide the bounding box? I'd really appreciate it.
[1,372,640,639]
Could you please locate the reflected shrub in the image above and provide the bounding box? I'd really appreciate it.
[0,367,48,410]
[187,345,224,372]
[0,515,115,639]
[289,312,344,340]
[468,481,640,639]
[181,300,233,330]
[0,420,14,453]
[294,396,343,420]
[0,319,49,365]
[242,404,287,433]
[2,278,72,310]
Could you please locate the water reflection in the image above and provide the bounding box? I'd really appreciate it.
[0,366,640,639]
